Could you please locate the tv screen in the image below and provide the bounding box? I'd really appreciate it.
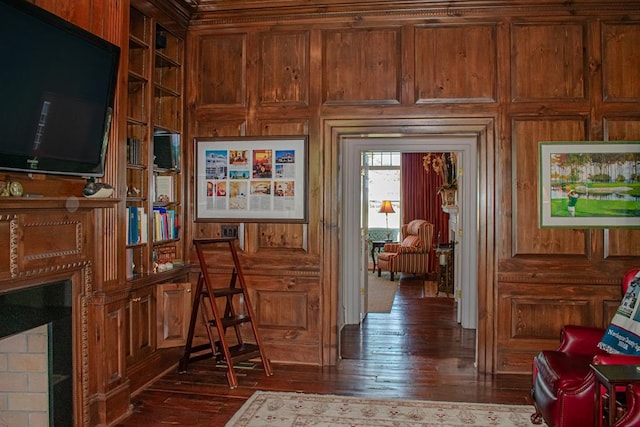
[0,0,120,178]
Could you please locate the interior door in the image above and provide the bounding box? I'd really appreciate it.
[359,153,370,320]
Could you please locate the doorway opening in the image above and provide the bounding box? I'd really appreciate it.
[323,117,494,371]
[340,135,478,361]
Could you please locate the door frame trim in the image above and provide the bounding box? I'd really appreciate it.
[321,117,496,373]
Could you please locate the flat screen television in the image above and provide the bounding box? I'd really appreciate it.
[0,0,120,178]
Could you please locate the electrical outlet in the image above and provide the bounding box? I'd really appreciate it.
[221,225,239,238]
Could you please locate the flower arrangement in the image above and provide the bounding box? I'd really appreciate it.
[423,152,457,193]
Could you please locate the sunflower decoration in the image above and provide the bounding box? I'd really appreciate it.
[423,152,457,192]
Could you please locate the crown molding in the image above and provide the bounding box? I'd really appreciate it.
[187,0,640,26]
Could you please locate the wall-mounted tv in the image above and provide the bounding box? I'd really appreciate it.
[0,0,120,178]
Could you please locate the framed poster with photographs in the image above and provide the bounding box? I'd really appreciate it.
[195,136,308,222]
[539,141,640,228]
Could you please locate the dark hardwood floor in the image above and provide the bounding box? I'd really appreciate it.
[115,274,533,426]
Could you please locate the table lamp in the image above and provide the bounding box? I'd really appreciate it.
[378,200,395,241]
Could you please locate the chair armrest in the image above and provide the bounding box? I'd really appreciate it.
[396,245,427,254]
[383,243,400,252]
[556,325,607,355]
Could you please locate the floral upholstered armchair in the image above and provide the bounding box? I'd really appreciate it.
[376,219,434,281]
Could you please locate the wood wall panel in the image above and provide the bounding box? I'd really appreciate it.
[187,4,640,374]
[606,230,640,257]
[511,23,586,101]
[194,117,246,137]
[258,31,310,106]
[18,213,84,273]
[415,24,497,103]
[33,0,92,29]
[105,304,125,387]
[198,35,247,106]
[257,290,308,328]
[251,275,320,363]
[604,117,640,257]
[604,299,621,323]
[512,118,588,255]
[323,28,401,104]
[602,23,640,101]
[605,118,640,140]
[257,223,305,249]
[509,299,590,339]
[257,119,309,136]
[497,281,620,373]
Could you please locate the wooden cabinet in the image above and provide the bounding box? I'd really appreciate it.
[125,286,156,366]
[125,3,184,280]
[156,282,192,349]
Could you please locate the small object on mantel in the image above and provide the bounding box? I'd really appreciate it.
[9,181,23,197]
[23,193,44,198]
[82,178,114,198]
[0,180,8,197]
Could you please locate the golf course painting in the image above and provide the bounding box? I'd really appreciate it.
[539,141,640,228]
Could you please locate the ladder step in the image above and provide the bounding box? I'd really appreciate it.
[207,314,252,328]
[210,287,244,298]
[227,343,261,362]
[178,343,217,372]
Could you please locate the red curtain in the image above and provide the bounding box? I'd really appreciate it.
[401,153,449,272]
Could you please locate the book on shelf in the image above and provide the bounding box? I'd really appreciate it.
[127,206,148,244]
[126,137,141,165]
[155,245,176,265]
[126,248,134,279]
[140,209,148,243]
[152,207,179,242]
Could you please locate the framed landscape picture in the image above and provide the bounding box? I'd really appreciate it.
[195,136,308,222]
[539,141,640,228]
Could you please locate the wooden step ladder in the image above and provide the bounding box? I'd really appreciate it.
[178,237,272,388]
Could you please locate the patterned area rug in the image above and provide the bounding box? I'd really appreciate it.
[225,391,534,426]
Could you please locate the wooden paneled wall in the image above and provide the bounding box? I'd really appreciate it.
[186,1,640,373]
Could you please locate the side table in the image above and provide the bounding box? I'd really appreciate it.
[591,364,640,426]
[370,240,390,273]
[434,242,454,296]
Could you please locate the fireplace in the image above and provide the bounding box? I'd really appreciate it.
[0,197,121,426]
[0,280,73,426]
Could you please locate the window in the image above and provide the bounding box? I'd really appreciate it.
[366,152,400,237]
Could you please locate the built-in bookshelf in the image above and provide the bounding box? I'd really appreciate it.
[125,6,184,280]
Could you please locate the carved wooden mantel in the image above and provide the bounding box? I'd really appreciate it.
[0,197,118,427]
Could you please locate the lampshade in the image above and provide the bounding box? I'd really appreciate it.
[378,200,395,214]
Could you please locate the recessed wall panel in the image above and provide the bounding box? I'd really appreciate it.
[512,118,587,255]
[323,28,401,104]
[415,24,497,103]
[511,23,586,101]
[199,35,246,106]
[602,23,640,101]
[259,31,309,106]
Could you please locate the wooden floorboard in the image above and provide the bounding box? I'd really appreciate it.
[115,274,533,426]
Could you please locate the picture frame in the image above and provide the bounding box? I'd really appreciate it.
[195,136,308,223]
[539,141,640,228]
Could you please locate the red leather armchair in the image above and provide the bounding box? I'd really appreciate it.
[531,268,640,427]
